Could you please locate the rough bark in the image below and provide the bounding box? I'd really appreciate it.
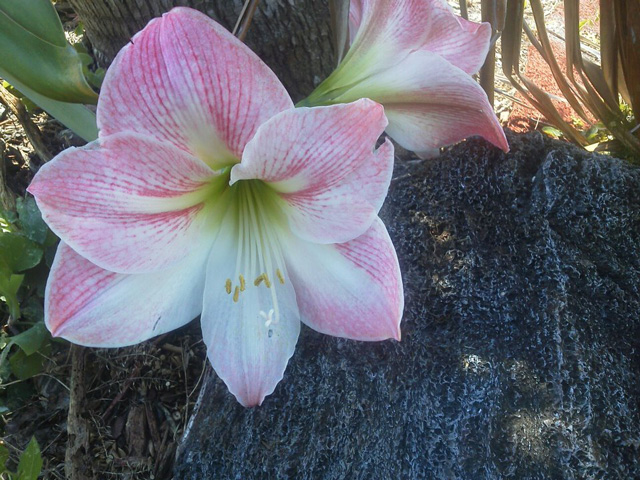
[67,0,335,101]
[65,345,92,480]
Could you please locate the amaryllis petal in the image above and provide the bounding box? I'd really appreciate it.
[46,243,208,347]
[201,211,300,407]
[284,218,403,341]
[346,0,490,75]
[98,7,292,168]
[232,100,394,244]
[304,0,505,155]
[456,13,488,34]
[333,51,508,155]
[348,0,364,44]
[420,0,491,74]
[28,133,218,274]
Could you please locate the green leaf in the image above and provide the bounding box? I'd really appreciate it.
[0,232,42,273]
[20,298,44,323]
[0,442,8,461]
[0,359,12,383]
[10,347,48,380]
[10,322,48,356]
[16,437,42,480]
[44,243,57,269]
[1,209,18,229]
[0,0,98,104]
[0,0,66,47]
[0,269,24,320]
[84,67,106,90]
[541,126,564,139]
[23,262,49,297]
[16,198,47,244]
[0,442,11,476]
[0,67,98,142]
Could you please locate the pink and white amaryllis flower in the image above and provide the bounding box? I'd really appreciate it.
[27,7,403,407]
[302,0,509,158]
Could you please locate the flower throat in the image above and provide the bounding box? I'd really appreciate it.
[224,180,287,328]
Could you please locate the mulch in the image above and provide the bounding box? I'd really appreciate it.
[507,0,601,133]
[2,321,207,479]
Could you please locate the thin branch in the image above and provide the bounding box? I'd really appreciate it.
[233,0,261,42]
[459,0,468,20]
[479,0,497,106]
[100,362,142,422]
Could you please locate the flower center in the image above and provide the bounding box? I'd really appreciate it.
[224,180,288,330]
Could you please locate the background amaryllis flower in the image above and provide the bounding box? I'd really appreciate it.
[302,0,509,158]
[27,7,403,407]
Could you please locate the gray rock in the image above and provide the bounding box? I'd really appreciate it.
[174,132,640,480]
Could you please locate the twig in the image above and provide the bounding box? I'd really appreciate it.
[232,0,261,42]
[232,0,251,35]
[0,372,70,391]
[182,341,190,432]
[0,83,52,164]
[459,0,468,20]
[494,87,534,107]
[0,139,16,212]
[479,0,497,106]
[65,345,92,480]
[161,343,183,354]
[548,29,601,61]
[187,359,208,399]
[153,427,171,479]
[100,362,142,422]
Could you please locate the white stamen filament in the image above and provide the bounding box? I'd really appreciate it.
[225,181,288,330]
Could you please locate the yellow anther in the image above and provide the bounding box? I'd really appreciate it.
[233,286,240,303]
[239,275,246,292]
[276,268,285,284]
[225,279,232,294]
[253,273,272,288]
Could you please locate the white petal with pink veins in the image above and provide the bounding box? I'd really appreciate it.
[306,0,503,154]
[46,243,208,347]
[284,218,403,341]
[28,133,221,274]
[233,100,394,244]
[201,208,300,407]
[334,51,508,154]
[345,0,490,75]
[97,7,293,168]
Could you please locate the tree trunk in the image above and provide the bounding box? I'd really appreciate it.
[67,0,335,101]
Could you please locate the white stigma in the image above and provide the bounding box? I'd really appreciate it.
[260,309,276,327]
